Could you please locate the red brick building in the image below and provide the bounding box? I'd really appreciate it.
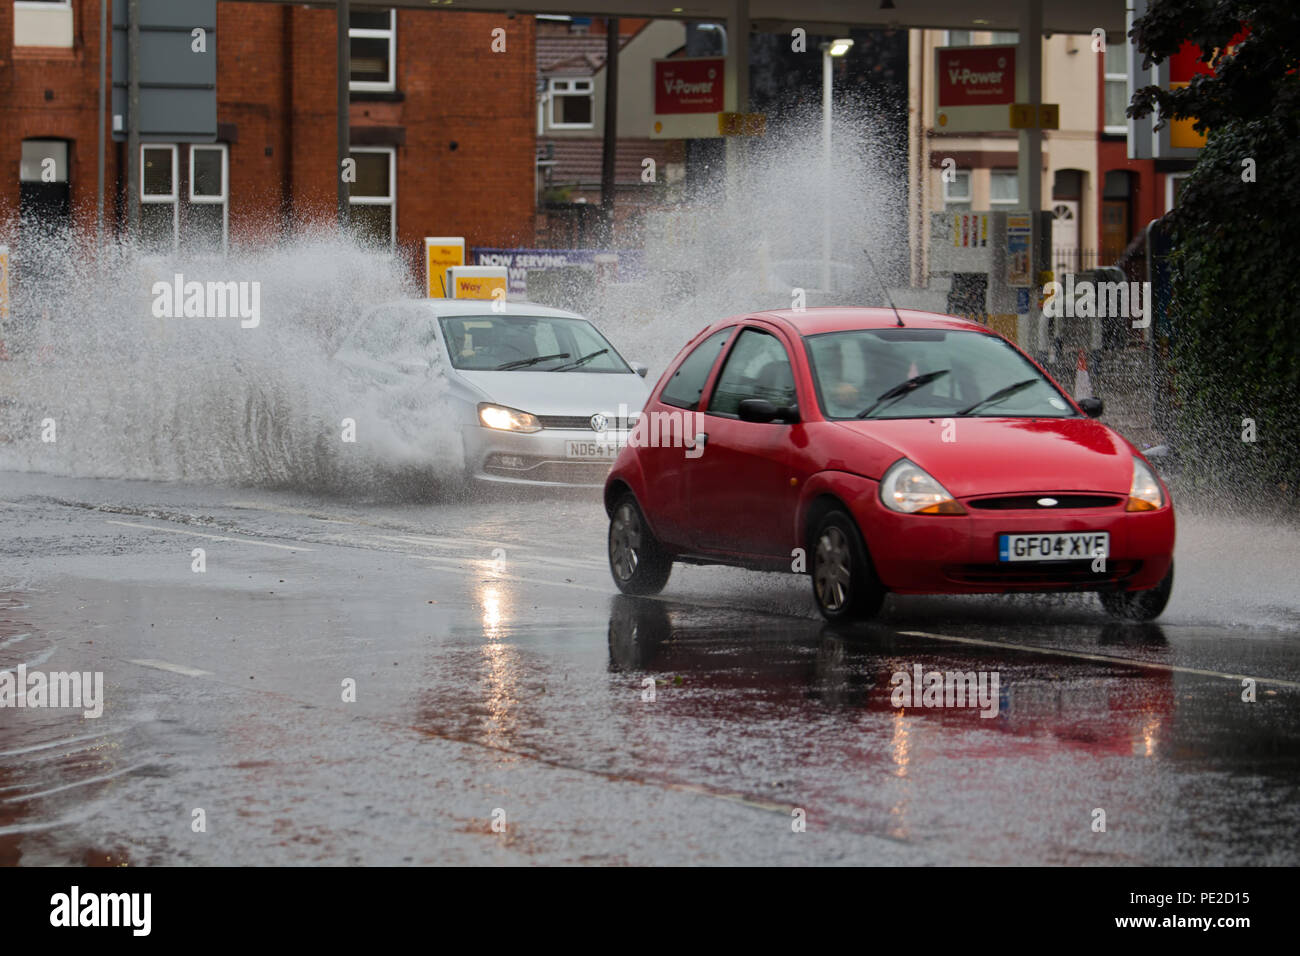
[0,1,537,264]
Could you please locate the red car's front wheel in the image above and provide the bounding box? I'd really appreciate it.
[1099,561,1174,621]
[811,510,886,622]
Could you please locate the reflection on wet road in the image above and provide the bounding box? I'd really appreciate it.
[1,472,1298,865]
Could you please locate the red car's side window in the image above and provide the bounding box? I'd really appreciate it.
[704,327,797,417]
[659,327,733,411]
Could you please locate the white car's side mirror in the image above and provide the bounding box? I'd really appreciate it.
[632,362,649,378]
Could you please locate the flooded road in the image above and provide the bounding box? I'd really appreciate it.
[2,471,1298,865]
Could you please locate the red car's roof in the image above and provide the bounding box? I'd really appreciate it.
[729,307,992,338]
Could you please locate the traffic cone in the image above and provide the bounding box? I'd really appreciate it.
[1074,348,1092,400]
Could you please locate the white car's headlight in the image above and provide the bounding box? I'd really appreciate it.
[879,459,965,515]
[478,403,542,433]
[1126,456,1165,511]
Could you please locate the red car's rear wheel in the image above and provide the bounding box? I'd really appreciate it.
[609,494,672,595]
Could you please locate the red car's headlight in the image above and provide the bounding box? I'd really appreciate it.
[879,459,965,515]
[1126,456,1165,511]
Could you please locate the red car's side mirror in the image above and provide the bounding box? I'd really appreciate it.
[738,399,800,424]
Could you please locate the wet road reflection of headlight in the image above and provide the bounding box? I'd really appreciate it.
[891,708,911,779]
[480,584,506,641]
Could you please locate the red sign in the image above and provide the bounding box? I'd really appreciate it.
[1169,30,1247,83]
[937,46,1015,107]
[654,58,725,114]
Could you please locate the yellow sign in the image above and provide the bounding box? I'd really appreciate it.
[447,266,507,301]
[0,244,9,321]
[988,314,1019,344]
[717,112,766,137]
[1168,83,1207,148]
[425,237,465,298]
[1009,103,1059,129]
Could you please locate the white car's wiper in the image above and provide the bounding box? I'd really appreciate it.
[496,352,569,370]
[553,348,608,371]
[956,378,1040,416]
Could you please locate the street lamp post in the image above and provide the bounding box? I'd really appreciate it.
[821,38,853,297]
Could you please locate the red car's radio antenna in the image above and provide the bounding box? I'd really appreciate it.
[862,246,905,327]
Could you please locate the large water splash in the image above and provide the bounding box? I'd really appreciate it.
[0,226,463,493]
[587,107,909,376]
[0,110,907,493]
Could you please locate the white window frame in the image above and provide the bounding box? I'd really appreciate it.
[1165,172,1190,214]
[15,1,74,49]
[349,9,396,92]
[548,77,595,130]
[141,144,179,202]
[140,143,180,249]
[989,169,1020,206]
[348,146,397,248]
[943,30,972,47]
[189,143,230,252]
[19,139,68,183]
[1104,36,1128,135]
[942,168,971,204]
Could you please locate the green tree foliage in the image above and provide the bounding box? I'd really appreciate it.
[1130,2,1300,497]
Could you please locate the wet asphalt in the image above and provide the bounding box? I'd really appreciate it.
[1,470,1298,865]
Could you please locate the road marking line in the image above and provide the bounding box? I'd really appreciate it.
[129,658,212,677]
[106,519,313,551]
[2,762,152,804]
[899,630,1300,689]
[0,631,32,649]
[0,730,117,758]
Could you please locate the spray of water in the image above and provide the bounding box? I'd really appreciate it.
[587,105,909,376]
[0,112,903,495]
[0,225,463,495]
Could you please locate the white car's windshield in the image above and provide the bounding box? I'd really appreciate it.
[439,315,631,373]
[805,328,1076,419]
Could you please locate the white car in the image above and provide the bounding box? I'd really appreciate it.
[334,298,650,487]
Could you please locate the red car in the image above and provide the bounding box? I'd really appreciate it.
[604,308,1175,622]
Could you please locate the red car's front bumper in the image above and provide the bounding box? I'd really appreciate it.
[844,484,1175,595]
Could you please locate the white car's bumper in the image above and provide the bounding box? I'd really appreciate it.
[461,423,629,487]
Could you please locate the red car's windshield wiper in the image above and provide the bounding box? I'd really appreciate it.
[855,369,950,419]
[956,378,1040,416]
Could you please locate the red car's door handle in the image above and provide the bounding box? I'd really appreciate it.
[694,432,708,447]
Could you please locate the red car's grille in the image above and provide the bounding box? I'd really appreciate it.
[967,494,1123,511]
[943,560,1142,589]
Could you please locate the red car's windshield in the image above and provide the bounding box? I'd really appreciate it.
[804,328,1076,420]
